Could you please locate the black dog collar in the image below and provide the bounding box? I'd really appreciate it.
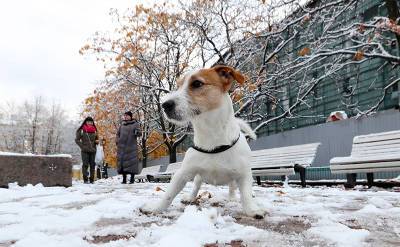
[191,134,240,154]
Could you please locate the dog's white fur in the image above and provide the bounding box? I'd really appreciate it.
[140,66,266,218]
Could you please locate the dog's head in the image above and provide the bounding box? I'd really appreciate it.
[161,65,245,125]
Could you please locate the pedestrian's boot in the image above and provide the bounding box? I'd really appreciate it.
[129,174,135,184]
[122,174,127,184]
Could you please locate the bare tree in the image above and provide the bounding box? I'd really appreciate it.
[0,97,77,156]
[180,0,400,134]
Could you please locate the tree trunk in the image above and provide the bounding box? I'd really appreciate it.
[169,145,177,163]
[32,125,36,154]
[141,138,147,168]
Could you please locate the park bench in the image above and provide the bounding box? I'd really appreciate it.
[251,143,321,187]
[135,165,163,182]
[330,130,400,188]
[152,162,182,181]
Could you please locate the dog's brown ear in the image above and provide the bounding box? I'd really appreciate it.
[213,65,246,91]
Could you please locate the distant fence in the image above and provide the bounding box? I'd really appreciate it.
[144,109,400,180]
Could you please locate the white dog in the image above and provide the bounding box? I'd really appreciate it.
[140,65,266,218]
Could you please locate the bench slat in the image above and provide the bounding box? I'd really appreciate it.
[251,147,319,155]
[331,166,400,174]
[251,159,313,168]
[252,144,319,155]
[353,130,400,144]
[251,152,318,160]
[351,139,400,156]
[251,163,295,169]
[252,168,295,176]
[331,154,400,165]
[331,160,400,170]
[251,154,316,162]
[352,149,400,157]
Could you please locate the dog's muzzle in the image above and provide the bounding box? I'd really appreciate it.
[162,100,181,120]
[162,100,175,114]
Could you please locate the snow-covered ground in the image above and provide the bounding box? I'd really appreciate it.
[1,178,399,247]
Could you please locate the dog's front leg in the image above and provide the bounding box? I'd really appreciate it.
[140,168,194,214]
[229,181,237,201]
[238,173,266,219]
[181,174,202,203]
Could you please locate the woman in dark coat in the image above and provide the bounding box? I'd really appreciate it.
[75,116,99,184]
[116,111,141,184]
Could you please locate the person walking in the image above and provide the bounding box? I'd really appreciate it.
[75,116,99,184]
[116,111,141,184]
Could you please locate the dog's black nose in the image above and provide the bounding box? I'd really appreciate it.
[162,100,175,113]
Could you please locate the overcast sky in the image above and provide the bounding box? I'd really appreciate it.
[0,0,137,120]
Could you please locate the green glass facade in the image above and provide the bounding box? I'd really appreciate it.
[241,0,400,137]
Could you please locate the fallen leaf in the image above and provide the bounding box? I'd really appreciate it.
[155,186,165,192]
[276,190,286,196]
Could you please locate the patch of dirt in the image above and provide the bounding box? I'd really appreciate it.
[204,239,246,247]
[181,199,200,206]
[234,215,311,234]
[329,203,364,212]
[8,194,53,203]
[84,233,136,244]
[210,202,223,207]
[0,240,16,247]
[340,219,363,230]
[261,184,283,188]
[94,217,132,227]
[55,200,100,210]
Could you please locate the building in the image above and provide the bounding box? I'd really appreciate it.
[148,0,400,181]
[238,0,400,180]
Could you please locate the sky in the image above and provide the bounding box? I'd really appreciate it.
[0,0,137,120]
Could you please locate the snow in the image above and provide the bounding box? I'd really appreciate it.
[0,151,72,158]
[0,178,399,247]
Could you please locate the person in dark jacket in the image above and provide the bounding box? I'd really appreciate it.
[116,111,141,184]
[75,116,99,184]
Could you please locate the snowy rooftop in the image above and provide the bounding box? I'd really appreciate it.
[0,178,399,247]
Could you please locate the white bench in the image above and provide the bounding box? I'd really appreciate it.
[135,165,162,182]
[153,162,182,181]
[251,143,321,187]
[330,130,400,188]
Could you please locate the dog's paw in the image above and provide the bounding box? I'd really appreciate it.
[245,208,267,219]
[180,194,197,205]
[139,202,163,215]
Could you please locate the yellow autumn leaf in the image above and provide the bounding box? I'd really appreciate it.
[298,47,311,56]
[353,50,364,61]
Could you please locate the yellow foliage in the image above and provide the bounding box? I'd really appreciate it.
[298,47,311,56]
[146,130,169,159]
[247,83,257,92]
[231,90,243,103]
[353,50,364,61]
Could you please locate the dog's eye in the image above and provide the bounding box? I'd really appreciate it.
[191,80,204,89]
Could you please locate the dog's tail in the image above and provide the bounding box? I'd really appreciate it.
[236,118,257,140]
